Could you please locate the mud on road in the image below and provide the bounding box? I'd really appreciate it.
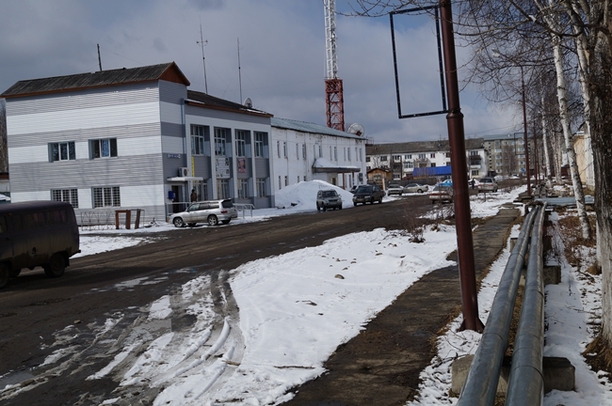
[0,197,433,405]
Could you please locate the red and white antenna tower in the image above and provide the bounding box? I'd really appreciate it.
[324,0,345,131]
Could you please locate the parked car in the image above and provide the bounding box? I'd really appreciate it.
[0,201,80,288]
[349,185,359,194]
[316,189,343,211]
[403,183,429,194]
[429,185,454,204]
[478,177,499,193]
[386,184,404,196]
[169,199,238,227]
[352,184,385,206]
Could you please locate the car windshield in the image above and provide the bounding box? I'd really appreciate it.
[322,191,337,198]
[356,186,372,193]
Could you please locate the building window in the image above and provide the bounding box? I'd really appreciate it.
[404,161,414,169]
[296,144,300,160]
[285,175,288,186]
[90,138,117,159]
[278,176,282,189]
[318,144,322,158]
[418,153,426,160]
[215,128,230,156]
[277,141,281,158]
[93,186,120,208]
[255,132,267,158]
[365,156,370,162]
[257,178,267,197]
[380,156,388,161]
[50,141,76,162]
[334,146,338,161]
[302,144,307,160]
[191,125,208,155]
[51,188,78,208]
[404,154,412,160]
[235,130,248,157]
[348,148,352,161]
[430,153,436,158]
[238,179,249,199]
[284,142,288,158]
[217,179,230,199]
[393,155,401,161]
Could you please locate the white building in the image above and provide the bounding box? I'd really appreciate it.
[366,138,486,181]
[1,62,367,223]
[271,117,366,195]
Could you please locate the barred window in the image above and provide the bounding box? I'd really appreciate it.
[51,188,79,208]
[93,186,120,208]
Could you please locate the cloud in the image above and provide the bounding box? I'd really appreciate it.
[0,1,517,143]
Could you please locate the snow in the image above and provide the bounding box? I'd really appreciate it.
[38,181,612,404]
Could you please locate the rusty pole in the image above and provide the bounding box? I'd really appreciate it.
[439,0,484,332]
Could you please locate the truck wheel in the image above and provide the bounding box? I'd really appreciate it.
[44,253,65,278]
[0,264,9,288]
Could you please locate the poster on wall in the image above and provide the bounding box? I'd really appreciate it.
[238,158,246,173]
[216,157,230,178]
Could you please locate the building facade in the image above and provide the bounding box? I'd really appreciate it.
[1,62,367,223]
[365,138,486,181]
[271,117,365,194]
[480,133,527,177]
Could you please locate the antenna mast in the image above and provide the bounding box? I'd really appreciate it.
[197,20,208,94]
[237,38,243,104]
[323,0,345,131]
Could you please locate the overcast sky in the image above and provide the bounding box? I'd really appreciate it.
[0,0,521,143]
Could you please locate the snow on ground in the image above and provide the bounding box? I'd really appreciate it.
[51,181,612,404]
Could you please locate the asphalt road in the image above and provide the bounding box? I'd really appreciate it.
[0,196,432,405]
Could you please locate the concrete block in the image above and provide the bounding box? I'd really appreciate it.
[544,265,561,285]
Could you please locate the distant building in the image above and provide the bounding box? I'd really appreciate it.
[1,62,367,223]
[479,133,527,177]
[366,138,486,181]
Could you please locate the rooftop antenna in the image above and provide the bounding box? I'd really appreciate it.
[197,19,208,93]
[237,38,243,104]
[97,43,102,71]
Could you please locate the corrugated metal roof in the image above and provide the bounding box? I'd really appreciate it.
[186,90,272,117]
[1,62,190,98]
[272,117,363,139]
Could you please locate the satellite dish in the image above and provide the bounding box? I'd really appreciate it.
[244,97,253,108]
[347,123,365,136]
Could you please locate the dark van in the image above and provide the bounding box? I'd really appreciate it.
[0,201,80,288]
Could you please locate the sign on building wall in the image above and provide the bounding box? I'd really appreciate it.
[216,157,230,178]
[237,158,246,173]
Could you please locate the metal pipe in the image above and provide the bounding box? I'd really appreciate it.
[506,203,547,406]
[457,207,539,406]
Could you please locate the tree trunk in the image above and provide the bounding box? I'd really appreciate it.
[550,30,592,239]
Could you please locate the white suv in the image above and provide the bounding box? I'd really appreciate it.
[169,199,238,227]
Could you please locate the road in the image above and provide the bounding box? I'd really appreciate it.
[0,196,431,405]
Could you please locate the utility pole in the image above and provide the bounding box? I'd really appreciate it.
[440,0,484,332]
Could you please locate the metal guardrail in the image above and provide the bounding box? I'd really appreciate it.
[457,203,546,406]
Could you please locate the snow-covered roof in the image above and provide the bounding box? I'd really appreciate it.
[272,117,364,139]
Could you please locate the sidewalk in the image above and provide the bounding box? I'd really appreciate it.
[282,207,520,406]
